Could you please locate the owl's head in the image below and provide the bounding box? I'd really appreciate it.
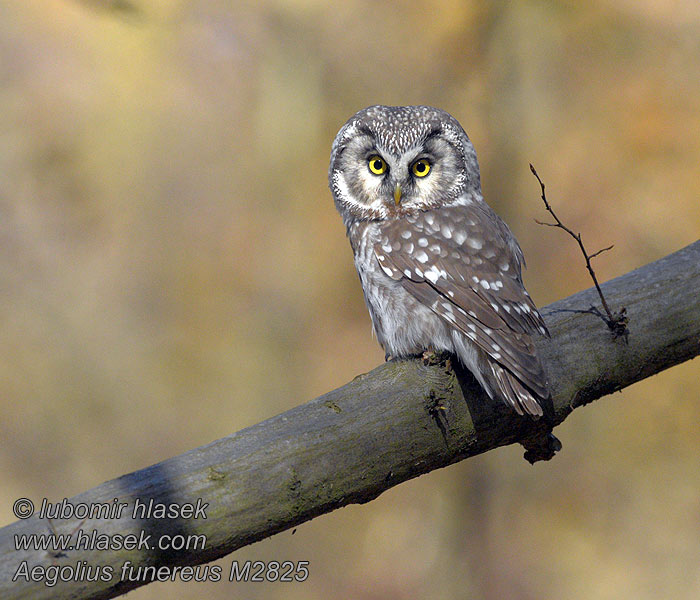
[329,105,481,225]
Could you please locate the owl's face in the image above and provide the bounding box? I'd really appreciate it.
[329,105,482,224]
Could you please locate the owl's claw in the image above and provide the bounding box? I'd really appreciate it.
[422,350,438,365]
[422,350,451,367]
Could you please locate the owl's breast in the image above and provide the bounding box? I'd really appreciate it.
[348,221,453,357]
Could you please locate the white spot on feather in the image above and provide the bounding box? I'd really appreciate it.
[424,265,446,284]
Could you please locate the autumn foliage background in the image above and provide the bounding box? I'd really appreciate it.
[1,1,699,599]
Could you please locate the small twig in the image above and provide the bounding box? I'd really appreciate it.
[530,164,629,341]
[588,245,614,260]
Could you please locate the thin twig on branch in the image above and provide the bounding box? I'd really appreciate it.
[530,164,629,341]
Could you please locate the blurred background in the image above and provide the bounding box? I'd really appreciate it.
[1,1,699,598]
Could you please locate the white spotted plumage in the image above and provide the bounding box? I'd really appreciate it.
[330,105,550,417]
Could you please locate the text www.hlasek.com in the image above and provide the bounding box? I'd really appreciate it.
[15,529,204,553]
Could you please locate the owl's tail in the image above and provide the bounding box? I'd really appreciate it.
[451,332,545,418]
[489,363,544,418]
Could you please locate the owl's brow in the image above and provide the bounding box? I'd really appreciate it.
[343,125,382,158]
[413,127,448,154]
[354,124,375,141]
[423,126,443,140]
[355,123,445,155]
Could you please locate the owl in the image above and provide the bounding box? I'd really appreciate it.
[329,105,550,417]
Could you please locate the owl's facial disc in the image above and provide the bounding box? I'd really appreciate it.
[330,113,476,223]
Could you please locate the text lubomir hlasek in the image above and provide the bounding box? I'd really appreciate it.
[38,498,208,521]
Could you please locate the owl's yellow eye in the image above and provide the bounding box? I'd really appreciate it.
[368,155,387,175]
[411,159,431,177]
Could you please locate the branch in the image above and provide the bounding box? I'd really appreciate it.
[2,241,699,600]
[530,164,629,340]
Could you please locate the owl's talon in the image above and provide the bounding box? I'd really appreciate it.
[422,350,438,365]
[422,350,451,367]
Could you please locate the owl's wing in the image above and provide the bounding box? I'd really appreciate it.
[374,204,550,407]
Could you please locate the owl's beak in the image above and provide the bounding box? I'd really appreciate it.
[393,183,402,206]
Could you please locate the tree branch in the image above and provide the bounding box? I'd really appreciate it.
[2,241,699,600]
